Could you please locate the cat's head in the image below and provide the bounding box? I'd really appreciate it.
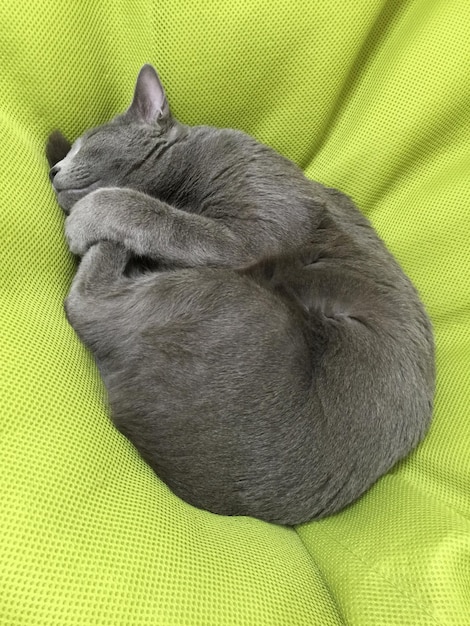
[47,65,177,213]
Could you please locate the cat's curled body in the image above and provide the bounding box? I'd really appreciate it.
[47,65,434,525]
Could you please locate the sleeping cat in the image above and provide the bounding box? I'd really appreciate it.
[46,65,434,525]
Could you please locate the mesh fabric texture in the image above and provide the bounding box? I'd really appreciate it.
[1,1,469,624]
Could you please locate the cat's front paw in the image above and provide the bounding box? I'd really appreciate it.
[65,187,122,256]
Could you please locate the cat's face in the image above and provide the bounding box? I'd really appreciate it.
[48,120,167,213]
[48,65,174,213]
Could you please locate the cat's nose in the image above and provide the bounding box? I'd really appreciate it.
[49,165,60,182]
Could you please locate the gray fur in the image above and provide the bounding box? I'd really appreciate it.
[46,65,434,525]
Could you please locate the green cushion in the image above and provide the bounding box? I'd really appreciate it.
[1,1,469,624]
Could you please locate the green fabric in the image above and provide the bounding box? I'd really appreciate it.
[1,0,469,624]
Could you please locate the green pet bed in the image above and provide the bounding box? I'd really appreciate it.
[1,1,469,624]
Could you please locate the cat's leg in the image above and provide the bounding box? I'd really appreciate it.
[65,241,131,321]
[64,241,135,377]
[65,187,257,268]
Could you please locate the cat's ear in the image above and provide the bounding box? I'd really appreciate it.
[45,130,71,167]
[126,65,171,125]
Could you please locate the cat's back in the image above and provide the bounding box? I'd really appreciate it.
[166,124,328,252]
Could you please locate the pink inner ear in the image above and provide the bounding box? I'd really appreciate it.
[132,65,167,123]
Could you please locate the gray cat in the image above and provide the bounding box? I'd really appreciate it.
[46,65,434,525]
